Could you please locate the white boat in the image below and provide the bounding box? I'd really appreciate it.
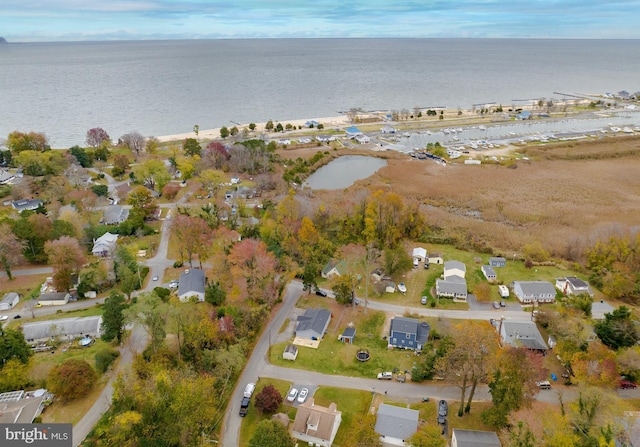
[623,127,633,133]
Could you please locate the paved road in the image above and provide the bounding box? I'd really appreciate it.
[72,209,175,446]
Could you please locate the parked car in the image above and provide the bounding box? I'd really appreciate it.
[377,372,393,380]
[239,397,250,417]
[396,373,406,383]
[169,280,179,289]
[297,388,309,403]
[421,296,428,305]
[536,380,551,389]
[315,289,328,297]
[397,283,407,294]
[424,262,429,270]
[0,315,8,321]
[492,301,501,309]
[13,315,21,319]
[287,387,298,402]
[620,380,638,389]
[152,275,159,281]
[438,400,448,424]
[500,300,506,307]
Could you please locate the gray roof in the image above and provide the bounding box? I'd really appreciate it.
[342,327,356,338]
[1,292,19,305]
[390,317,430,344]
[501,321,548,350]
[284,344,298,355]
[444,260,466,272]
[21,316,102,341]
[296,308,331,339]
[453,429,501,446]
[12,199,43,212]
[38,292,69,302]
[515,281,556,296]
[490,257,506,263]
[102,205,129,224]
[482,265,496,277]
[177,268,205,296]
[566,276,591,289]
[436,278,468,296]
[374,403,419,440]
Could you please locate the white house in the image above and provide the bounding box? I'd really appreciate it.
[292,399,342,447]
[374,403,419,446]
[555,277,594,297]
[0,292,19,311]
[499,320,548,352]
[412,247,427,262]
[381,125,396,134]
[512,281,556,304]
[37,292,70,306]
[92,232,118,257]
[177,268,206,302]
[21,316,102,343]
[444,260,466,279]
[355,134,371,144]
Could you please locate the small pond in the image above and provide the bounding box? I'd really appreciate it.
[304,155,387,190]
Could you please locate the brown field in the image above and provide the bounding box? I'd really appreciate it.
[297,135,640,262]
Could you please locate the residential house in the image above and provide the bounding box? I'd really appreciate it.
[499,320,548,352]
[339,327,356,344]
[101,205,129,225]
[0,170,16,185]
[512,281,557,304]
[355,134,371,144]
[388,316,430,351]
[92,232,118,257]
[555,277,594,297]
[345,126,363,138]
[0,292,19,311]
[283,344,298,361]
[380,125,396,134]
[11,199,43,212]
[489,257,506,267]
[22,316,102,343]
[428,253,444,264]
[481,265,497,281]
[296,308,331,341]
[322,259,347,279]
[0,390,52,424]
[437,260,468,301]
[292,398,342,447]
[177,268,206,302]
[374,403,419,446]
[412,247,427,262]
[444,260,466,279]
[37,292,70,306]
[452,429,501,447]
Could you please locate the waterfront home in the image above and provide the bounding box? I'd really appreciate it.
[345,126,363,138]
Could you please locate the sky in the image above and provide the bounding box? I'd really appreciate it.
[1,0,639,42]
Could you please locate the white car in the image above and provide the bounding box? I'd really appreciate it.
[0,315,8,321]
[152,276,159,281]
[287,388,298,402]
[297,388,309,403]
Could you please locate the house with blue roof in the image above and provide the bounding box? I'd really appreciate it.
[345,126,363,138]
[516,110,532,120]
[388,316,430,351]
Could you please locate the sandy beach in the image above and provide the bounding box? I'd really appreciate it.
[157,115,352,143]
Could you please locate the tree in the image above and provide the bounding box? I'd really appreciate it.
[0,326,32,368]
[47,359,97,401]
[125,291,168,353]
[264,120,274,131]
[436,321,497,416]
[120,131,145,159]
[86,127,111,149]
[204,280,226,306]
[332,275,355,305]
[227,238,278,304]
[249,123,256,131]
[173,215,211,267]
[249,419,294,447]
[254,384,283,413]
[230,126,239,136]
[409,425,446,447]
[0,358,32,393]
[91,184,109,197]
[69,145,93,167]
[508,421,536,447]
[199,168,226,196]
[220,126,230,139]
[594,306,639,350]
[6,131,49,152]
[101,291,128,343]
[145,136,159,155]
[128,186,158,220]
[183,137,201,157]
[111,154,130,178]
[44,236,86,291]
[135,158,171,192]
[0,224,25,279]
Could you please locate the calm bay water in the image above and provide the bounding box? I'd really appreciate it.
[305,156,387,190]
[1,38,639,148]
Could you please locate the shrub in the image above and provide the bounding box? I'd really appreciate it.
[95,348,120,373]
[47,359,97,401]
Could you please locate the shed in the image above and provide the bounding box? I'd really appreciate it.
[412,247,427,261]
[481,265,497,281]
[489,257,506,267]
[428,253,443,265]
[283,344,298,361]
[0,292,19,311]
[340,327,356,344]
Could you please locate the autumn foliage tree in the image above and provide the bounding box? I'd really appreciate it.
[227,238,278,304]
[85,127,111,148]
[254,384,283,413]
[173,215,211,267]
[44,236,86,291]
[0,223,25,279]
[48,359,97,401]
[6,131,50,152]
[249,419,294,447]
[128,186,158,220]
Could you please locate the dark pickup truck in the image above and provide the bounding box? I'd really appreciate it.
[239,397,250,417]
